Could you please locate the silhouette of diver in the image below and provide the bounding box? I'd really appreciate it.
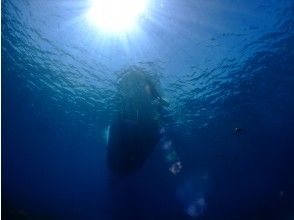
[107,66,169,182]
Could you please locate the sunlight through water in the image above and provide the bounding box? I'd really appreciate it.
[86,0,149,33]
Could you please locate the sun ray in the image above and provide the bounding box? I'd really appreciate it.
[86,0,149,33]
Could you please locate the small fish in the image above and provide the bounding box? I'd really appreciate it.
[234,127,243,134]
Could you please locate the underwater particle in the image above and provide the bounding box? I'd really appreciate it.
[234,127,243,134]
[169,161,182,175]
[166,150,177,162]
[162,140,172,150]
[279,190,284,198]
[187,203,197,218]
[160,127,166,134]
[186,197,206,218]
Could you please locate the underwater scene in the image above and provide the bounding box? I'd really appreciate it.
[2,0,294,219]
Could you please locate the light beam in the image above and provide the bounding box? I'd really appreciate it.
[87,0,148,33]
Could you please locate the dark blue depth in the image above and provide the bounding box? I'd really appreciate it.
[2,0,294,219]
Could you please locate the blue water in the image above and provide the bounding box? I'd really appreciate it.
[2,0,294,219]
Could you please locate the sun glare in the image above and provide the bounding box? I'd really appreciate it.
[87,0,148,33]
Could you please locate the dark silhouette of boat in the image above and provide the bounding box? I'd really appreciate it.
[107,66,168,180]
